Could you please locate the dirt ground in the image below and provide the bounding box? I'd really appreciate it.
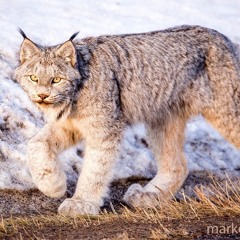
[4,215,240,240]
[1,171,240,239]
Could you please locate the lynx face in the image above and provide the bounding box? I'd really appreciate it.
[14,36,80,112]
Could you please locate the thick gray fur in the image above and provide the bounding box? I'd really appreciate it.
[14,25,240,216]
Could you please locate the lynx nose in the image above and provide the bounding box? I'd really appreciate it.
[38,94,49,100]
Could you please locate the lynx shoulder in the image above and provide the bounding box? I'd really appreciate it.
[14,25,240,216]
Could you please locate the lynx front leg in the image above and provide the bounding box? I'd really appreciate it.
[124,117,188,207]
[27,123,81,198]
[58,124,122,216]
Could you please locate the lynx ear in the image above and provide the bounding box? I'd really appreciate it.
[55,41,77,67]
[20,37,40,64]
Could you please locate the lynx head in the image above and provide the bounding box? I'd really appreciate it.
[14,30,81,120]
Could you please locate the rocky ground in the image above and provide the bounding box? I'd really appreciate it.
[1,171,240,239]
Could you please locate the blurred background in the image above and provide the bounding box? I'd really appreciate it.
[0,0,239,47]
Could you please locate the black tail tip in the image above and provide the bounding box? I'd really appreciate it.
[18,28,27,39]
[69,31,79,41]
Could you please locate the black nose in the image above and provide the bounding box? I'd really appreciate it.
[38,94,49,100]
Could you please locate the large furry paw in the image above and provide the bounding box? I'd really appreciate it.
[58,198,100,216]
[123,184,160,207]
[34,170,67,198]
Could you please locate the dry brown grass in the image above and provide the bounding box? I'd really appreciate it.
[1,176,240,239]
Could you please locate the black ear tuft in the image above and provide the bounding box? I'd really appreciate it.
[69,32,79,41]
[18,28,27,39]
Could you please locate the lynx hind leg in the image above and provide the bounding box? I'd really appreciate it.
[203,43,240,148]
[124,117,188,207]
[202,85,240,147]
[203,102,240,149]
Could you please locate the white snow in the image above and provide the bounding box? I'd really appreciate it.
[0,0,240,190]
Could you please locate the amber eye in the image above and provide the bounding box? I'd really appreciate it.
[52,77,62,84]
[29,75,38,82]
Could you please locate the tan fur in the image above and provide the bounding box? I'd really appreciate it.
[14,25,240,215]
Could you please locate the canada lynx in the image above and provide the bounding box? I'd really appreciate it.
[14,25,240,216]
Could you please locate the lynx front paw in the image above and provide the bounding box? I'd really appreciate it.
[58,198,100,216]
[34,170,67,198]
[123,184,161,207]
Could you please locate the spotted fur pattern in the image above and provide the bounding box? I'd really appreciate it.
[14,25,240,216]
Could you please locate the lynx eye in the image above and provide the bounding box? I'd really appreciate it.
[52,77,62,84]
[29,75,38,82]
